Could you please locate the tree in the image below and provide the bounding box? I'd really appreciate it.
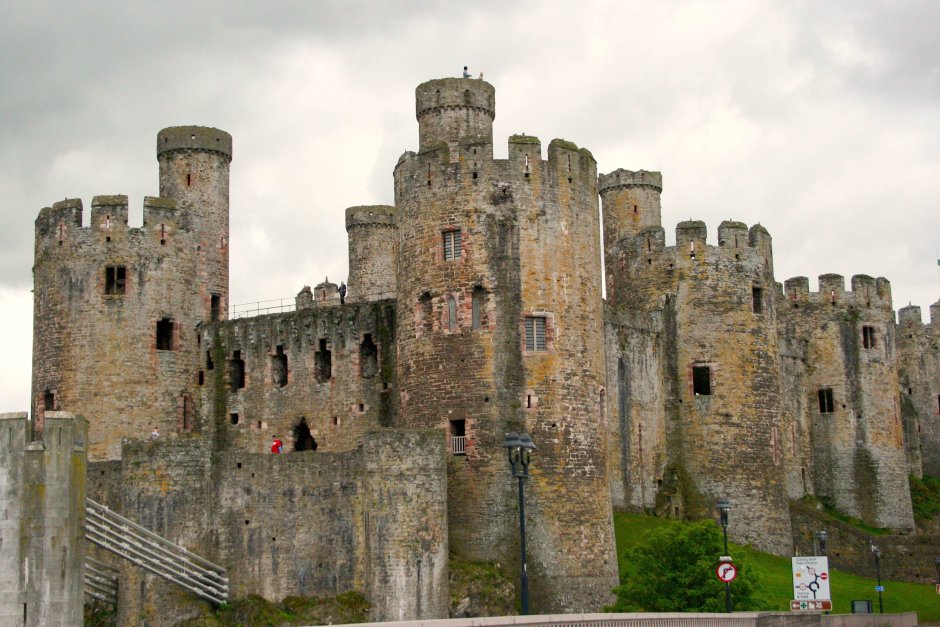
[608,520,767,612]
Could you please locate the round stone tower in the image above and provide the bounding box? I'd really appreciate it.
[345,205,397,303]
[395,78,617,613]
[416,78,495,160]
[598,168,662,257]
[157,126,232,322]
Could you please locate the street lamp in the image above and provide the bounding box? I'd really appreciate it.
[504,431,536,615]
[871,543,883,614]
[716,497,732,614]
[814,530,828,556]
[935,557,940,584]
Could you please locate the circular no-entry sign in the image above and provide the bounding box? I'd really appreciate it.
[716,563,738,583]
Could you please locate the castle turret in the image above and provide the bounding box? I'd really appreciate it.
[345,205,397,303]
[416,78,495,161]
[395,80,617,613]
[157,126,232,322]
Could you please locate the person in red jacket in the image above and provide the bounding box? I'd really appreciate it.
[271,435,283,454]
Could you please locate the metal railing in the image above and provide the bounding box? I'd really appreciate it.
[84,556,119,605]
[85,498,228,606]
[230,297,296,319]
[452,435,466,455]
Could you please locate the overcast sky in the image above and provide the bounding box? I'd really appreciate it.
[1,1,938,413]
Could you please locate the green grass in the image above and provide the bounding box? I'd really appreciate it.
[613,513,940,622]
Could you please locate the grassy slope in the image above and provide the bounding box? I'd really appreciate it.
[613,513,939,622]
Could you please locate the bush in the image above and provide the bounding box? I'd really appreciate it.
[909,474,940,521]
[608,519,768,613]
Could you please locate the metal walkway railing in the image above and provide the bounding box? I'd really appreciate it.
[84,498,228,605]
[84,556,119,605]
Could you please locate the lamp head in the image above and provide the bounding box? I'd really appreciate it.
[503,432,522,450]
[716,497,731,514]
[815,530,828,542]
[519,432,536,451]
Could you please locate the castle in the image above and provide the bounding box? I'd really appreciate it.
[7,76,939,623]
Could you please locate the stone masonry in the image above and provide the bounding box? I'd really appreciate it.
[7,75,933,622]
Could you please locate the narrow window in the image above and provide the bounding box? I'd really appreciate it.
[360,334,378,378]
[418,292,432,334]
[316,338,332,382]
[229,351,245,391]
[180,394,193,432]
[105,266,126,295]
[210,294,220,322]
[752,286,763,313]
[447,295,457,332]
[471,286,484,330]
[271,345,288,387]
[524,316,547,351]
[156,318,174,350]
[206,350,214,370]
[862,325,876,349]
[450,419,466,455]
[44,390,55,412]
[818,388,834,414]
[443,230,462,260]
[197,371,204,386]
[186,173,192,186]
[230,413,239,425]
[692,365,711,396]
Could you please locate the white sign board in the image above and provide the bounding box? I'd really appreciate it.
[792,556,830,602]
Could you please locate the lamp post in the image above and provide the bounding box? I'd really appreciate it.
[871,543,883,614]
[934,557,940,584]
[814,530,828,556]
[716,497,732,614]
[504,431,536,615]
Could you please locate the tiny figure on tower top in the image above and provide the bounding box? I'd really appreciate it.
[463,66,471,79]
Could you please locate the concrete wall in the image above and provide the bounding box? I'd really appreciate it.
[0,411,86,627]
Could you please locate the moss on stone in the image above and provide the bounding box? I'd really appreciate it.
[449,558,516,617]
[181,592,370,626]
[508,134,540,145]
[548,138,578,151]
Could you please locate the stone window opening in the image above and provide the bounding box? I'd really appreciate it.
[862,325,876,349]
[210,294,221,322]
[105,266,126,296]
[230,413,239,425]
[689,241,696,260]
[446,295,457,332]
[418,292,432,335]
[692,365,711,396]
[186,173,191,187]
[633,204,638,214]
[524,154,530,178]
[43,390,56,413]
[427,163,432,187]
[229,351,246,391]
[472,286,484,331]
[360,334,378,378]
[206,350,214,370]
[524,316,547,351]
[818,388,834,414]
[752,286,763,314]
[197,371,204,386]
[293,417,317,452]
[358,403,365,412]
[156,317,175,351]
[315,338,332,382]
[179,394,193,432]
[159,223,167,246]
[56,222,66,246]
[333,416,339,426]
[443,229,462,261]
[450,419,466,455]
[271,345,288,387]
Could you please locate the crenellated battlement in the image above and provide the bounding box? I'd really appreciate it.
[34,196,190,262]
[598,168,663,193]
[898,300,940,328]
[783,273,893,311]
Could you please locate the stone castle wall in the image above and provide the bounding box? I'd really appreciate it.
[199,300,398,454]
[0,412,86,627]
[896,302,940,477]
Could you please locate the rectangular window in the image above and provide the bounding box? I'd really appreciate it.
[105,266,126,295]
[692,366,711,396]
[210,294,220,322]
[752,286,763,313]
[862,325,876,349]
[229,351,245,391]
[524,316,546,351]
[818,388,834,414]
[156,318,174,350]
[443,230,462,261]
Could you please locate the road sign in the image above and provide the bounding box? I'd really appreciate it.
[875,585,884,592]
[790,600,832,611]
[792,556,831,602]
[716,562,737,583]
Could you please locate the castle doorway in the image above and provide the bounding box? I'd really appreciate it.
[293,417,318,452]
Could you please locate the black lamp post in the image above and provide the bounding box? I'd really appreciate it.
[871,543,883,614]
[504,431,535,615]
[815,530,828,556]
[716,497,732,614]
